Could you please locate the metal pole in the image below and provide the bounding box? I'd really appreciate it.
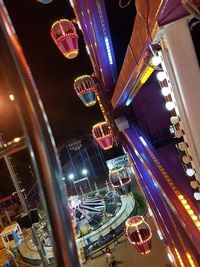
[78,148,85,170]
[94,141,108,174]
[66,147,78,180]
[84,148,96,177]
[0,3,81,267]
[0,136,27,212]
[80,187,84,196]
[94,182,98,193]
[0,137,48,267]
[73,181,79,195]
[87,177,92,192]
[0,137,27,159]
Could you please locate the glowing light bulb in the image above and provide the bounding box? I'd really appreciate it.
[191,215,198,221]
[185,204,190,210]
[181,199,187,205]
[13,137,21,143]
[161,86,171,97]
[188,209,194,215]
[178,195,184,200]
[165,101,175,111]
[151,56,162,66]
[194,192,200,201]
[196,221,200,227]
[186,168,195,177]
[9,94,14,101]
[156,71,167,82]
[170,116,179,125]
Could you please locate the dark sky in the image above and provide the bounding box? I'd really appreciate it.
[2,0,103,145]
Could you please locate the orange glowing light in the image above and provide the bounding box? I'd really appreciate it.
[9,94,14,101]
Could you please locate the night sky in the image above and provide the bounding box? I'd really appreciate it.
[2,0,103,145]
[0,0,135,196]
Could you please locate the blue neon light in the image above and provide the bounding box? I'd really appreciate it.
[125,98,132,106]
[105,37,113,65]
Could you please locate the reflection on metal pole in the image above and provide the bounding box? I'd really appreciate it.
[0,136,27,212]
[0,137,48,266]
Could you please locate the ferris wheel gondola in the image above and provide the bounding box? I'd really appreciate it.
[125,216,152,255]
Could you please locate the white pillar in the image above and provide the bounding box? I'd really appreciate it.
[161,17,200,181]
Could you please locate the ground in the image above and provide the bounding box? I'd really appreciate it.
[84,217,170,267]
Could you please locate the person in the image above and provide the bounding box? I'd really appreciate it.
[98,234,106,253]
[109,227,119,245]
[105,248,116,267]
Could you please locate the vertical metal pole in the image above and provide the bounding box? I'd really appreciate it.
[73,181,79,195]
[66,147,78,180]
[0,3,81,267]
[95,141,108,174]
[78,148,86,173]
[94,182,98,193]
[84,148,96,177]
[5,210,11,224]
[87,177,92,192]
[80,187,84,196]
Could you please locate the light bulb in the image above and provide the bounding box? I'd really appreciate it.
[174,130,184,138]
[186,168,195,177]
[165,101,175,111]
[178,142,188,151]
[182,155,192,164]
[156,71,167,82]
[191,215,198,221]
[170,116,179,125]
[151,56,162,66]
[161,86,171,97]
[194,192,200,201]
[190,181,198,189]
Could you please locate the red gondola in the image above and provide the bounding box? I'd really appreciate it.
[74,75,96,107]
[109,166,131,195]
[125,216,152,255]
[51,19,78,59]
[92,122,113,150]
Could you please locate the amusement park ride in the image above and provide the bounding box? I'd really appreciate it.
[1,0,200,266]
[125,216,152,255]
